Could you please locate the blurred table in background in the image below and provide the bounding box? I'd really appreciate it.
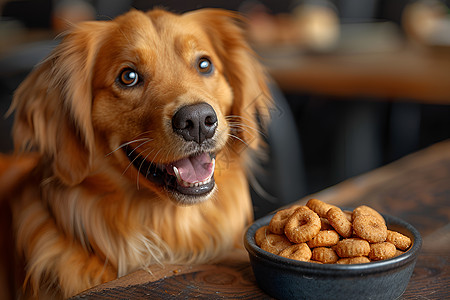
[260,45,450,104]
[253,24,450,184]
[73,139,450,299]
[247,8,450,105]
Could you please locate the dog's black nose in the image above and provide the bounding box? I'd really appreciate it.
[172,103,218,144]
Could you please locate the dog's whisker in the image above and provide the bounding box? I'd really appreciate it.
[129,147,154,189]
[137,148,162,190]
[121,140,155,179]
[225,115,258,126]
[228,121,268,141]
[228,133,250,148]
[126,139,154,157]
[136,149,162,189]
[106,131,154,154]
[226,115,267,138]
[150,146,175,177]
[122,156,141,177]
[105,138,152,157]
[230,130,255,140]
[145,146,170,185]
[122,147,154,176]
[228,121,261,131]
[226,115,261,127]
[134,130,154,138]
[228,123,261,138]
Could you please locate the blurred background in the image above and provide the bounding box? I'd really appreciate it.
[1,0,449,218]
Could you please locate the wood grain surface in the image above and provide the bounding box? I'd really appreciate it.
[73,140,450,299]
[72,249,270,299]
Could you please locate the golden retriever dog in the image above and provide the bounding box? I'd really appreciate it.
[1,8,271,299]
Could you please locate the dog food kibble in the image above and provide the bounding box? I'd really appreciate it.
[326,207,353,238]
[353,215,387,243]
[260,234,292,255]
[306,198,336,218]
[279,243,312,262]
[284,206,321,243]
[386,230,412,251]
[269,206,300,235]
[369,242,397,261]
[307,230,340,248]
[255,199,412,264]
[336,238,370,258]
[311,247,339,264]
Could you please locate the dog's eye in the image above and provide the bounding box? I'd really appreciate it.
[118,69,140,87]
[197,57,214,75]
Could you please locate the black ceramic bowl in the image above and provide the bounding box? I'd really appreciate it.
[244,210,422,300]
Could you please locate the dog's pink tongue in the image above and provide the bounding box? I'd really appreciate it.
[170,153,214,183]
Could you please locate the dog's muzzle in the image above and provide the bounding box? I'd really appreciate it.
[124,102,219,198]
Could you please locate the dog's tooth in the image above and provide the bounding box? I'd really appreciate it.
[173,166,182,182]
[204,160,215,182]
[208,158,215,181]
[173,165,214,188]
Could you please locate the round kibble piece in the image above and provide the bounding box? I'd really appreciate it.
[306,199,337,218]
[353,205,385,224]
[369,242,396,260]
[311,247,339,264]
[269,207,299,234]
[327,207,353,238]
[307,230,340,248]
[254,225,270,247]
[279,243,312,262]
[386,230,412,251]
[336,238,370,258]
[260,234,292,255]
[284,206,321,243]
[353,214,387,243]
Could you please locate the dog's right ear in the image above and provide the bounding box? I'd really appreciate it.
[9,21,109,186]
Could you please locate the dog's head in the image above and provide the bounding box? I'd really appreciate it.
[11,9,271,205]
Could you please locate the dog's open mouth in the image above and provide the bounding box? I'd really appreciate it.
[125,147,216,196]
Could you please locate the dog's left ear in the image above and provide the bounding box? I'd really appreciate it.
[187,9,273,154]
[10,22,109,186]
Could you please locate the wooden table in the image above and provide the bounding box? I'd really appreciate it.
[73,140,450,299]
[261,45,450,104]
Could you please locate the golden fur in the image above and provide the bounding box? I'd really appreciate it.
[1,8,271,299]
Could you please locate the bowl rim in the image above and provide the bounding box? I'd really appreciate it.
[244,207,422,274]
